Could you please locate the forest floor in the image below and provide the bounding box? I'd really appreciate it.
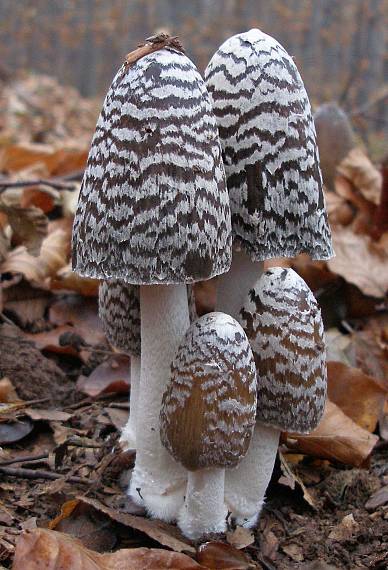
[0,72,387,569]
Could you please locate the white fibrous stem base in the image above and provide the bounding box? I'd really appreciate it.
[216,249,264,319]
[120,355,141,450]
[129,284,189,521]
[225,424,280,527]
[178,468,227,540]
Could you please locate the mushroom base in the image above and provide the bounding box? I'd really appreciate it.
[224,423,280,527]
[178,467,227,540]
[120,355,141,450]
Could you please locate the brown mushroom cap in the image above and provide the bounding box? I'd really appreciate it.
[160,312,257,471]
[98,280,140,356]
[240,267,327,433]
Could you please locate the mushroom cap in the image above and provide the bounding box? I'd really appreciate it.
[240,267,327,433]
[72,47,232,284]
[314,102,356,190]
[98,280,140,356]
[160,312,257,471]
[205,28,333,262]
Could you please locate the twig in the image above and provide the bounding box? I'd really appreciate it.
[0,465,90,484]
[0,453,48,466]
[0,178,77,193]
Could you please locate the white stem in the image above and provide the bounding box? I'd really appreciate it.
[120,355,141,450]
[216,249,264,319]
[178,468,227,540]
[129,284,189,521]
[225,424,280,527]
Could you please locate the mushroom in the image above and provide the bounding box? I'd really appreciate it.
[204,28,333,320]
[72,36,232,521]
[160,312,257,540]
[226,267,327,526]
[98,280,140,449]
[98,281,197,450]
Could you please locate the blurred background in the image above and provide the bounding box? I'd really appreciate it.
[0,0,387,157]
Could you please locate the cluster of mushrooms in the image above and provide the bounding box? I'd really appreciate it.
[72,29,334,540]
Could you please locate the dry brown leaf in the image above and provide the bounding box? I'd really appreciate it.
[77,496,195,554]
[281,542,304,562]
[51,264,99,296]
[197,541,255,569]
[327,361,387,432]
[325,190,355,227]
[0,377,19,403]
[337,147,382,206]
[13,528,204,570]
[226,527,254,550]
[77,355,130,397]
[328,227,388,297]
[286,400,378,467]
[0,144,54,174]
[1,229,68,286]
[21,187,58,213]
[328,513,360,541]
[279,452,317,510]
[48,296,105,346]
[0,203,47,256]
[24,408,71,422]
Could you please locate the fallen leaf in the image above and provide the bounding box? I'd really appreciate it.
[365,486,388,511]
[336,147,382,206]
[197,541,255,569]
[0,203,47,256]
[327,361,387,432]
[77,355,130,397]
[78,496,195,554]
[226,527,254,550]
[286,400,379,467]
[0,378,19,403]
[1,229,68,287]
[281,542,304,562]
[24,408,71,422]
[20,187,58,213]
[105,408,128,431]
[278,453,317,510]
[260,529,279,562]
[328,513,360,541]
[328,228,388,298]
[0,144,54,174]
[51,265,99,296]
[13,528,204,570]
[49,296,105,347]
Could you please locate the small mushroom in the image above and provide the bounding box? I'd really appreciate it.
[99,282,197,450]
[72,37,232,520]
[225,267,327,527]
[160,312,257,540]
[98,280,140,450]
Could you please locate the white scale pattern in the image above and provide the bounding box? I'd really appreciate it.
[205,28,333,262]
[73,48,232,284]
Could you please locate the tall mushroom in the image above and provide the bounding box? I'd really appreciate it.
[226,267,327,526]
[160,312,257,539]
[72,35,232,521]
[98,281,140,449]
[204,28,333,320]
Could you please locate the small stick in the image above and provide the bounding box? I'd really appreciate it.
[0,453,48,466]
[0,178,76,192]
[0,465,90,484]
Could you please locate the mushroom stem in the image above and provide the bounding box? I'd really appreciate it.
[225,424,280,527]
[120,355,141,450]
[216,249,264,318]
[178,467,227,540]
[129,284,188,520]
